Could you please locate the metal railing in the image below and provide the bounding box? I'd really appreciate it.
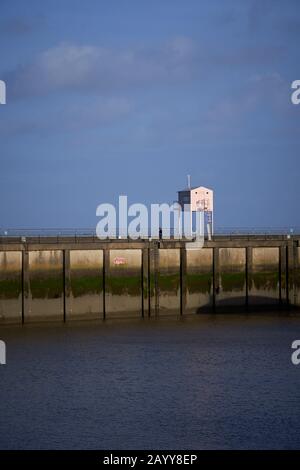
[0,227,299,244]
[213,227,299,236]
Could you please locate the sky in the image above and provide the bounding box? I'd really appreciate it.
[0,0,299,230]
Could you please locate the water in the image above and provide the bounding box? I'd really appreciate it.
[1,314,300,450]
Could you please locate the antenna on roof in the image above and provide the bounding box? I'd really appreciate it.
[187,174,191,190]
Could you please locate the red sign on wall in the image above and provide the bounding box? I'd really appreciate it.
[113,257,127,265]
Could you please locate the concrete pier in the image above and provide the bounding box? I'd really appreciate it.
[0,235,299,323]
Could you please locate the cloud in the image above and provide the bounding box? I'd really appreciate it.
[0,96,133,136]
[247,0,275,32]
[192,72,293,140]
[4,35,287,102]
[5,37,198,100]
[210,45,285,67]
[247,0,300,34]
[0,17,40,36]
[129,71,294,147]
[218,72,285,113]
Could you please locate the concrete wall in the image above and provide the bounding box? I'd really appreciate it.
[295,247,300,307]
[250,247,280,306]
[158,249,180,315]
[218,248,246,309]
[27,250,63,322]
[0,251,22,323]
[68,250,103,320]
[186,249,213,313]
[106,249,142,318]
[0,237,298,324]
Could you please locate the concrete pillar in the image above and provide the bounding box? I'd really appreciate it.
[149,242,159,316]
[279,245,287,307]
[213,247,219,312]
[293,241,299,307]
[246,246,253,311]
[63,250,71,322]
[287,240,296,308]
[142,248,149,317]
[180,247,187,315]
[103,250,110,319]
[22,250,29,323]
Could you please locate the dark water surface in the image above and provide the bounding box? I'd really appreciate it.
[1,314,300,449]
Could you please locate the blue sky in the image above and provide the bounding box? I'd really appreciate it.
[0,0,299,229]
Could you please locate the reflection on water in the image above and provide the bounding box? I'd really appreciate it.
[1,313,300,450]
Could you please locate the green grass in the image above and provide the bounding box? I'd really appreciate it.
[0,268,288,301]
[158,273,180,293]
[186,273,212,294]
[106,275,141,296]
[220,272,245,292]
[0,278,21,299]
[295,269,300,287]
[71,275,103,297]
[30,277,63,299]
[250,271,279,291]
